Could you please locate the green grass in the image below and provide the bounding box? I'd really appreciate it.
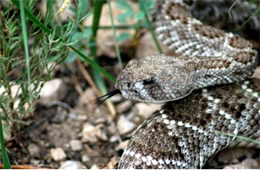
[11,0,116,83]
[108,0,123,70]
[0,115,11,168]
[20,0,31,102]
[216,131,260,145]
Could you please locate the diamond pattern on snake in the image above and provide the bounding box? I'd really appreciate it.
[105,0,259,169]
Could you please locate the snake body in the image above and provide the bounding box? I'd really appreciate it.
[116,0,259,168]
[119,79,259,169]
[115,0,257,102]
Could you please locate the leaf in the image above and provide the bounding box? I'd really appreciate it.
[83,27,92,39]
[136,11,144,21]
[116,0,134,23]
[138,0,156,11]
[117,32,131,42]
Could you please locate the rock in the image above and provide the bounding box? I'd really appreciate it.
[224,158,259,169]
[116,140,129,150]
[240,158,259,169]
[90,164,99,169]
[27,143,40,157]
[68,112,77,120]
[30,159,40,165]
[68,112,87,121]
[0,84,27,112]
[83,1,138,59]
[70,139,83,151]
[110,94,123,102]
[50,147,66,161]
[82,123,98,143]
[59,160,86,169]
[53,111,67,123]
[217,148,256,165]
[136,32,177,59]
[109,135,120,143]
[82,123,108,142]
[78,88,96,110]
[81,154,90,162]
[0,84,21,98]
[94,117,107,124]
[38,79,67,104]
[252,66,260,78]
[117,115,136,135]
[135,103,163,119]
[96,126,108,141]
[116,101,132,113]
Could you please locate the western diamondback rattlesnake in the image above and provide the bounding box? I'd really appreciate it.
[113,0,259,169]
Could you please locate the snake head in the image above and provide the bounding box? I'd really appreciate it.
[115,55,196,102]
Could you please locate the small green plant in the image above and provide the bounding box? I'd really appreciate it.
[0,1,73,167]
[0,0,68,132]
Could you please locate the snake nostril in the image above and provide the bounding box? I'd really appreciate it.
[123,82,132,89]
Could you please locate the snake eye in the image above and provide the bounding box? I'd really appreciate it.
[127,83,131,88]
[143,77,156,85]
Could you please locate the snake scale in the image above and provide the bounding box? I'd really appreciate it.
[110,0,260,169]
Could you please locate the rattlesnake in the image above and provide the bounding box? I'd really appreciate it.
[111,0,259,169]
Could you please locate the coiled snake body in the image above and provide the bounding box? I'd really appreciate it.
[116,0,259,169]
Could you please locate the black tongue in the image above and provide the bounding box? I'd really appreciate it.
[96,89,121,106]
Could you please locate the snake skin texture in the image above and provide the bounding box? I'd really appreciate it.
[115,0,257,102]
[117,0,259,168]
[118,79,259,169]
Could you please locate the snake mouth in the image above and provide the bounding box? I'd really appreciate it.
[96,89,121,106]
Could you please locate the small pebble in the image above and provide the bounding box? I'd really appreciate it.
[68,112,77,120]
[70,139,83,151]
[109,135,120,143]
[90,164,99,169]
[27,143,40,157]
[30,159,40,165]
[59,160,86,169]
[117,115,136,135]
[94,117,107,124]
[82,123,98,143]
[116,140,129,150]
[53,111,67,123]
[135,103,163,119]
[116,101,132,113]
[50,147,66,161]
[81,154,90,162]
[78,88,96,105]
[110,94,123,102]
[39,79,67,104]
[96,126,108,141]
[224,158,259,169]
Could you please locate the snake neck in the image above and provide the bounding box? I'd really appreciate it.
[192,57,257,90]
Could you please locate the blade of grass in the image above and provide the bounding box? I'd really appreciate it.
[215,131,260,145]
[11,0,116,83]
[228,0,239,19]
[0,113,11,169]
[70,46,116,82]
[239,8,260,29]
[20,0,32,102]
[139,0,162,54]
[107,0,123,70]
[91,0,116,117]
